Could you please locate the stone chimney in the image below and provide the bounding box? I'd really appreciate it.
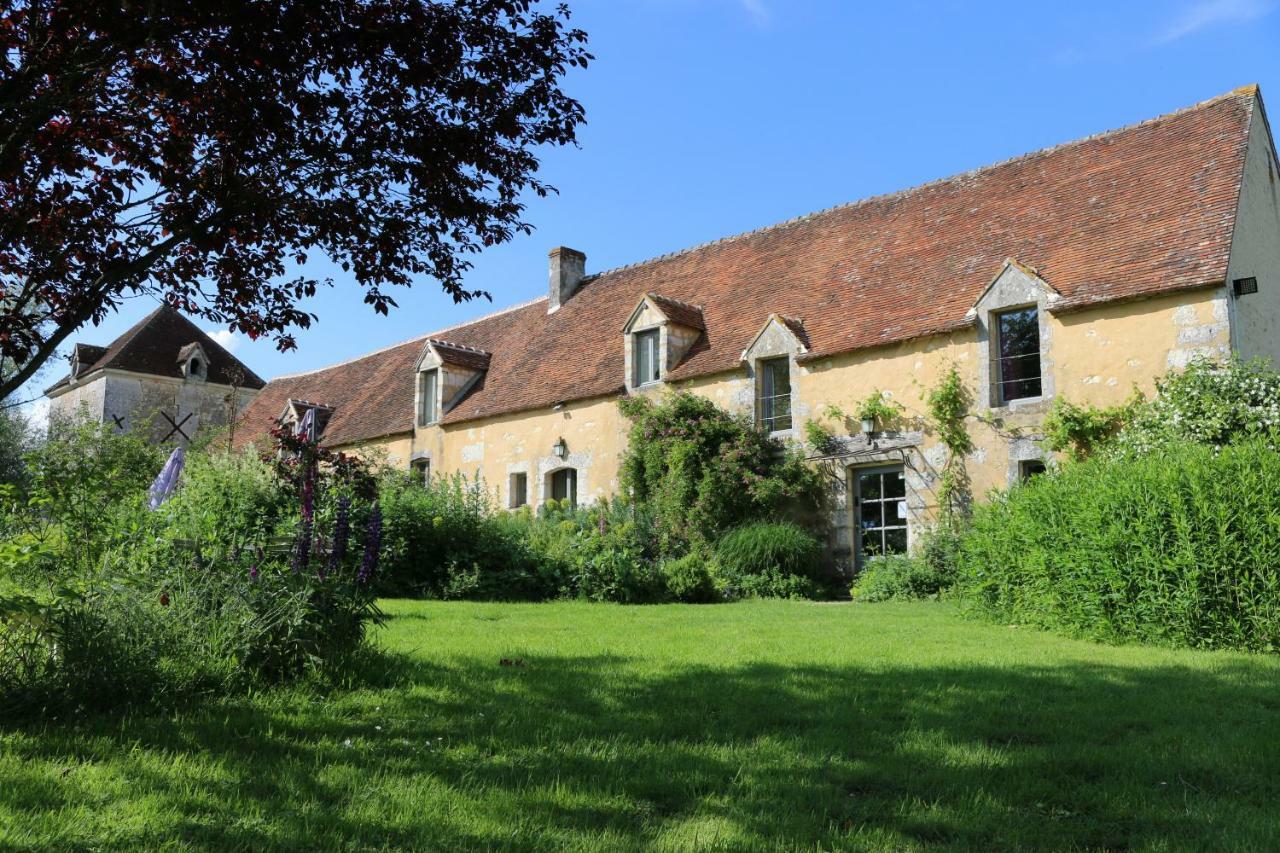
[547,247,586,313]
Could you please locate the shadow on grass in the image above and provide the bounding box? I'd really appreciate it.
[7,646,1280,849]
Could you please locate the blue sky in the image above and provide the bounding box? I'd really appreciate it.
[20,0,1280,418]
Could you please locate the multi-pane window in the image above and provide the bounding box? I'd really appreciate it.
[509,472,528,508]
[856,466,908,564]
[994,307,1042,403]
[550,468,577,507]
[633,329,660,386]
[758,357,792,432]
[418,368,439,426]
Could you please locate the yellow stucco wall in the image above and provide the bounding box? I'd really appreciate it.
[330,286,1231,558]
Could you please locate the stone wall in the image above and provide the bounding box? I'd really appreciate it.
[50,370,258,445]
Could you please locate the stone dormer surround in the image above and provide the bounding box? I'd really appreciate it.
[740,314,809,434]
[621,293,705,391]
[414,338,492,424]
[967,258,1061,412]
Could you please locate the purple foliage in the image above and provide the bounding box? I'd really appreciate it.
[358,505,382,585]
[328,496,351,576]
[301,461,316,523]
[292,519,312,574]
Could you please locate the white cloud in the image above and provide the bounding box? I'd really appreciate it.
[204,327,243,354]
[1153,0,1275,44]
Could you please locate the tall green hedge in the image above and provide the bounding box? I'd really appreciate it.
[957,439,1280,651]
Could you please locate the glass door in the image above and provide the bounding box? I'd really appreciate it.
[854,465,908,568]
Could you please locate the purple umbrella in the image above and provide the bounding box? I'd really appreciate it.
[148,445,186,510]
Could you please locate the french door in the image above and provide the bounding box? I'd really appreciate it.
[854,465,908,568]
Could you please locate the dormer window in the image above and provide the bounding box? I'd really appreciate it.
[741,314,806,434]
[178,342,209,381]
[972,259,1057,410]
[994,306,1042,403]
[280,399,333,443]
[413,339,490,428]
[758,356,793,433]
[418,368,439,426]
[621,293,705,392]
[633,329,660,386]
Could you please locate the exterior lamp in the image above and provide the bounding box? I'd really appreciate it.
[861,416,876,437]
[552,437,568,459]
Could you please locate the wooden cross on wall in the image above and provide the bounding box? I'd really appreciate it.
[159,410,194,443]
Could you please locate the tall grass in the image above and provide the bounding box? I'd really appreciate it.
[958,439,1280,651]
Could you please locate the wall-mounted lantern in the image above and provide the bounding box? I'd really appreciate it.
[861,417,876,437]
[552,436,568,459]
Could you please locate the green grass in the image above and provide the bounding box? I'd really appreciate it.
[5,600,1280,850]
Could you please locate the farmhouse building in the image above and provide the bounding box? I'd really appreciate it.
[236,86,1280,568]
[46,305,265,445]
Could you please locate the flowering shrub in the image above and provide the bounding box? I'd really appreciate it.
[1113,357,1280,455]
[618,392,827,556]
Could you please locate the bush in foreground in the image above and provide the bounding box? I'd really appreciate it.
[713,521,832,600]
[0,422,383,720]
[957,439,1280,651]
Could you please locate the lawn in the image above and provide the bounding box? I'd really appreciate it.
[4,600,1280,850]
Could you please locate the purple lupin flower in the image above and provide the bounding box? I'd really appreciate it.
[301,461,316,523]
[327,496,351,576]
[357,505,382,585]
[292,519,312,573]
[249,564,260,582]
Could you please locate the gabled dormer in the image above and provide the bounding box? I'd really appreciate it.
[741,314,808,434]
[414,338,491,426]
[966,258,1062,410]
[177,342,210,381]
[280,398,334,442]
[69,343,107,382]
[621,293,705,391]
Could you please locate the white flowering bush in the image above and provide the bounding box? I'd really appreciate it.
[1114,357,1280,456]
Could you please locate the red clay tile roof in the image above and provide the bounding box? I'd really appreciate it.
[47,305,266,394]
[236,88,1261,448]
[429,340,493,372]
[646,293,706,330]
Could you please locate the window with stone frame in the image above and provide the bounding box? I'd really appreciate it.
[550,468,577,506]
[417,368,439,426]
[509,472,528,508]
[994,307,1042,403]
[411,457,430,484]
[1019,459,1047,482]
[757,356,793,432]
